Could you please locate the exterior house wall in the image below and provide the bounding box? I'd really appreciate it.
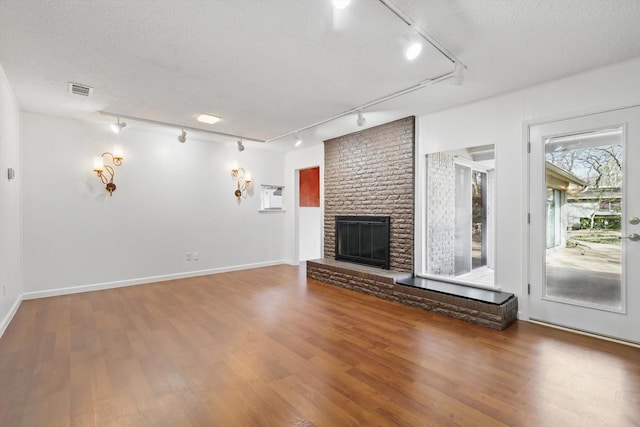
[425,151,456,275]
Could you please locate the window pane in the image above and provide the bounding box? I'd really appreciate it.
[544,127,623,309]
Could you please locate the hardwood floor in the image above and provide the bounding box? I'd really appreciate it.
[0,265,638,426]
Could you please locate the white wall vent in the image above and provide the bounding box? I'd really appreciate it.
[68,82,93,97]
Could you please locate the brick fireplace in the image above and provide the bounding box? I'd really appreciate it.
[307,116,517,330]
[323,116,415,272]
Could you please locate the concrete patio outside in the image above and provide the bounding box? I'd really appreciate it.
[546,239,621,308]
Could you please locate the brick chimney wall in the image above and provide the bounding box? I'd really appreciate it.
[323,116,415,273]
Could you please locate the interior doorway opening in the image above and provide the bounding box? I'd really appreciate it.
[296,166,322,263]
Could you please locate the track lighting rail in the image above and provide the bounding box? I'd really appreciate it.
[264,70,454,143]
[98,111,266,143]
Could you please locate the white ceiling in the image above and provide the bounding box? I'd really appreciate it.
[1,0,639,149]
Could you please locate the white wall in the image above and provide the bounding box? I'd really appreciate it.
[416,57,640,319]
[0,64,22,336]
[283,144,324,264]
[299,207,321,261]
[22,113,287,297]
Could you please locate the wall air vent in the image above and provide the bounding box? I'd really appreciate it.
[68,82,93,97]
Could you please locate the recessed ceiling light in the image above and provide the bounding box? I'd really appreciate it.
[197,114,221,124]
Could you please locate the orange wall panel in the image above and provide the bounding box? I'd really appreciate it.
[299,167,320,207]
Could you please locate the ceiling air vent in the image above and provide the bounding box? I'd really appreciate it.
[68,82,93,97]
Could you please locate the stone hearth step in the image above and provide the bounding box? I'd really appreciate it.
[396,276,513,305]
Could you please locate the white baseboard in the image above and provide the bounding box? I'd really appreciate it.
[526,319,640,348]
[22,260,287,300]
[0,296,22,338]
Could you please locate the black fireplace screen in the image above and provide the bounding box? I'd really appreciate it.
[335,216,390,269]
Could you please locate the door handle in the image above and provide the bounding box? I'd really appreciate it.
[619,233,640,241]
[629,216,640,225]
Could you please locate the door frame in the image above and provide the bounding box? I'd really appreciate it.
[525,104,640,344]
[295,166,323,263]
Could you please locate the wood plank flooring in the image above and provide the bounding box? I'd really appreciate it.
[0,265,638,426]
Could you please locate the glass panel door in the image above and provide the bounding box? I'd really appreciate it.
[529,106,640,344]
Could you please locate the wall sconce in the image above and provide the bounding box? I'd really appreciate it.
[93,145,123,196]
[231,167,252,199]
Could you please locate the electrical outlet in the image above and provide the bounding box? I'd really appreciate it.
[193,252,199,261]
[185,252,192,261]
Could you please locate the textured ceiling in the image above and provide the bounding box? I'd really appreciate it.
[1,0,639,148]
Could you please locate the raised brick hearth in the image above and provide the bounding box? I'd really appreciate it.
[307,259,518,330]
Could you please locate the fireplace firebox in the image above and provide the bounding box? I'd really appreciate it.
[335,216,390,270]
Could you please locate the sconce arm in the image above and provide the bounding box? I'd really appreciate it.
[102,152,123,166]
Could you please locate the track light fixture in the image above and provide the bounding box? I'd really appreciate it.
[178,129,187,143]
[356,110,366,127]
[237,140,245,151]
[92,145,124,196]
[405,40,422,61]
[231,167,252,199]
[110,117,126,134]
[403,24,423,61]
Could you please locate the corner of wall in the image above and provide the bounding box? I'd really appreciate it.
[0,295,21,339]
[0,61,24,339]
